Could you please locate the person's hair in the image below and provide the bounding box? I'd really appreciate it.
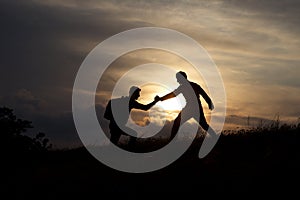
[176,71,187,79]
[129,86,141,96]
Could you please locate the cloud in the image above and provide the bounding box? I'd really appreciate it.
[1,0,300,148]
[1,89,46,116]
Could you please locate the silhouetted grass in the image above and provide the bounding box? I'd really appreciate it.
[3,109,299,197]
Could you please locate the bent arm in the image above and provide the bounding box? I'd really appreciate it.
[198,86,214,109]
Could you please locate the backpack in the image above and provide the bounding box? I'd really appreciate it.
[104,97,130,126]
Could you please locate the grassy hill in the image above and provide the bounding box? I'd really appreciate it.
[4,124,299,197]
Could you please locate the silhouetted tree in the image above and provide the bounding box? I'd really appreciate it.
[0,106,52,156]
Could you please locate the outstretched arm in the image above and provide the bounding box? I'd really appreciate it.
[132,96,160,111]
[160,92,176,101]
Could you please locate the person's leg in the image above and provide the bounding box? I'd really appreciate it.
[128,132,137,149]
[110,131,121,145]
[199,108,217,137]
[122,127,137,150]
[170,108,194,140]
[197,107,219,158]
[128,135,137,149]
[198,107,209,131]
[170,112,181,140]
[110,122,125,145]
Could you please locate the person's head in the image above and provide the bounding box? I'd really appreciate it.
[176,71,188,84]
[129,86,141,100]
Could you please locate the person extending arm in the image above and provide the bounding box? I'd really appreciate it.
[160,92,176,101]
[130,95,160,111]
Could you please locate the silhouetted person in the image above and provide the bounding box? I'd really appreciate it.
[104,86,160,149]
[158,71,215,140]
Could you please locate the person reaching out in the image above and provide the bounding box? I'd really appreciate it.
[157,71,216,141]
[104,86,160,149]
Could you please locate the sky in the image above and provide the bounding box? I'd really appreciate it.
[1,0,300,148]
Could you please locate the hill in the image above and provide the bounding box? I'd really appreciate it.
[5,125,299,197]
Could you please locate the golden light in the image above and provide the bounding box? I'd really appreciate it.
[156,94,186,111]
[138,83,186,113]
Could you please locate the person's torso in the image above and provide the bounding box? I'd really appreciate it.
[178,82,201,108]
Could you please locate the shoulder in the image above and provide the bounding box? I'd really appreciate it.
[129,99,139,106]
[113,96,129,102]
[190,81,199,86]
[190,81,204,92]
[190,81,201,88]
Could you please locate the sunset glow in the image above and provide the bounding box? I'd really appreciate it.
[156,97,184,112]
[1,0,300,147]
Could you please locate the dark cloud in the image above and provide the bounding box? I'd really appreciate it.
[214,0,300,34]
[0,1,155,148]
[0,0,153,148]
[0,0,151,103]
[226,0,300,18]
